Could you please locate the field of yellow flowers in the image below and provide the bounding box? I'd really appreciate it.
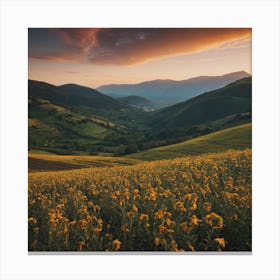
[28,149,251,252]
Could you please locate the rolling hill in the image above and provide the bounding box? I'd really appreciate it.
[127,123,251,161]
[28,153,140,172]
[29,122,251,171]
[28,96,119,154]
[28,80,132,117]
[28,76,252,157]
[97,71,251,107]
[146,77,252,131]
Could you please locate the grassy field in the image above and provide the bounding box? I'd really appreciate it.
[29,149,252,251]
[29,123,251,172]
[127,123,251,160]
[28,154,140,172]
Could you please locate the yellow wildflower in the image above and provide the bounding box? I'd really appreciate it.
[140,214,149,221]
[205,212,224,230]
[215,238,226,248]
[190,215,202,226]
[112,239,121,251]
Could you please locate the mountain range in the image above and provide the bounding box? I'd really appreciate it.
[29,80,127,113]
[97,71,251,107]
[147,77,252,130]
[28,73,252,155]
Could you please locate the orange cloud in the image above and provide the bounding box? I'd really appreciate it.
[29,28,251,65]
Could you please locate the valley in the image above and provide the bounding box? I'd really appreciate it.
[29,73,252,173]
[29,73,252,158]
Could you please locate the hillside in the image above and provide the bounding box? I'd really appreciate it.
[127,123,251,160]
[117,96,156,111]
[97,71,251,107]
[28,97,119,154]
[28,80,134,118]
[146,77,251,131]
[28,153,140,172]
[28,77,252,156]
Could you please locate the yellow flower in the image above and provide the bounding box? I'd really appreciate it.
[140,214,149,221]
[88,201,94,208]
[68,220,76,226]
[154,210,163,220]
[205,212,224,230]
[190,201,197,211]
[215,238,226,248]
[190,215,202,226]
[112,239,121,251]
[78,219,88,230]
[127,211,134,218]
[133,189,140,200]
[28,217,37,224]
[132,205,138,213]
[174,201,186,212]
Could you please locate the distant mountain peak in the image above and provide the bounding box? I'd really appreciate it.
[97,71,251,107]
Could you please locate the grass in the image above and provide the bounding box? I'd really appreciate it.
[28,153,141,172]
[127,123,251,160]
[29,123,251,171]
[70,122,107,139]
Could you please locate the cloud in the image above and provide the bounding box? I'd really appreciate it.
[29,28,251,65]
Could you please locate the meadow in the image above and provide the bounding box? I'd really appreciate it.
[28,149,251,252]
[28,153,140,172]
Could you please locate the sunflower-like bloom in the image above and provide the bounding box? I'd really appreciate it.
[140,214,149,221]
[215,238,226,248]
[205,212,224,230]
[112,239,121,251]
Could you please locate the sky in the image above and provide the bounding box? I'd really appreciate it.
[28,28,252,88]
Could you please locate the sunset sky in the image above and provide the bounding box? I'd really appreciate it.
[28,28,252,88]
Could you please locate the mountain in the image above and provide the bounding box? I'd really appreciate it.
[146,77,252,131]
[29,80,129,114]
[117,96,156,111]
[28,77,251,155]
[97,71,251,107]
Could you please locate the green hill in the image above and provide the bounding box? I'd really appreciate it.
[146,77,252,130]
[127,123,251,160]
[28,97,118,154]
[29,80,124,111]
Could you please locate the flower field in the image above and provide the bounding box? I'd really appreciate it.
[28,149,251,252]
